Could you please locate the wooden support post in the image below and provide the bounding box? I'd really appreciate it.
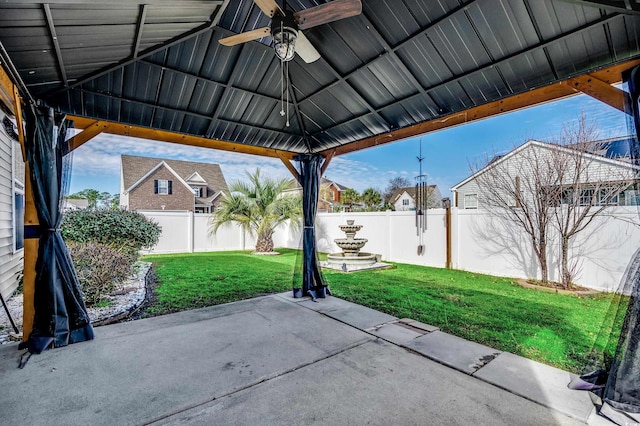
[12,86,36,341]
[22,162,38,341]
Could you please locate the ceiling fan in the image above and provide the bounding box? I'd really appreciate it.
[219,0,362,63]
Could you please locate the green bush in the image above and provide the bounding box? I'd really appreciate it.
[61,209,161,256]
[67,241,133,305]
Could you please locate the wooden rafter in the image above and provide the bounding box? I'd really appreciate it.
[320,149,335,176]
[0,63,16,114]
[277,153,301,182]
[320,59,640,157]
[67,115,298,160]
[67,120,104,151]
[566,74,629,112]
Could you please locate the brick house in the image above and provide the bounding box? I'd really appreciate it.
[283,177,350,212]
[120,155,228,213]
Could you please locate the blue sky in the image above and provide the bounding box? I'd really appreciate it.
[69,90,629,199]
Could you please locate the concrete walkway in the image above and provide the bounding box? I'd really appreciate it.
[0,294,610,425]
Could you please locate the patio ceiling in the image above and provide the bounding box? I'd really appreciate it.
[1,0,640,159]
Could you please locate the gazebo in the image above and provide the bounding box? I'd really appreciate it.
[1,0,639,416]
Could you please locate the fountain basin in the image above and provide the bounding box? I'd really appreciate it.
[326,252,377,267]
[334,237,368,254]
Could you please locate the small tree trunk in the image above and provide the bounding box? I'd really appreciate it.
[538,239,549,284]
[255,229,274,253]
[561,236,571,289]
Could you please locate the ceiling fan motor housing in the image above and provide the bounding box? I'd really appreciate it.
[271,13,298,61]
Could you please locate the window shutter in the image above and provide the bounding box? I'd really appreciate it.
[154,179,158,194]
[168,180,173,194]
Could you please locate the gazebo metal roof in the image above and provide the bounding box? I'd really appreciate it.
[1,0,640,159]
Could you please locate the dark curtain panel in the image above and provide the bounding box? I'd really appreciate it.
[21,105,94,355]
[293,154,329,300]
[600,66,640,416]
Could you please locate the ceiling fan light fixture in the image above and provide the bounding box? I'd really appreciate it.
[271,14,298,62]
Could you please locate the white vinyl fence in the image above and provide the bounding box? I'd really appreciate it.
[139,207,640,292]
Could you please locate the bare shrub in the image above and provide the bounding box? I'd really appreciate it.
[67,242,133,305]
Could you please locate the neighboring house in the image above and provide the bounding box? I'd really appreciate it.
[451,139,639,209]
[62,198,89,211]
[120,155,228,213]
[391,185,442,211]
[283,177,351,213]
[0,110,24,301]
[319,178,350,212]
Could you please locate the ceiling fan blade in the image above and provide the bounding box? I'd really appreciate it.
[219,27,271,46]
[294,0,362,30]
[295,31,320,63]
[253,0,285,18]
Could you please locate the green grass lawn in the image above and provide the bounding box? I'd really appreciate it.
[143,248,625,373]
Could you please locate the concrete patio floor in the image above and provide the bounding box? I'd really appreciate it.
[0,294,610,425]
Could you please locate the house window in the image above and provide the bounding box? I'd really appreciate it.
[14,188,24,251]
[191,186,202,197]
[464,193,478,209]
[402,199,409,206]
[625,190,640,206]
[579,188,595,206]
[598,186,619,206]
[154,179,172,195]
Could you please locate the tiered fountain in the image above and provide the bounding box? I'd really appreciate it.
[326,220,378,269]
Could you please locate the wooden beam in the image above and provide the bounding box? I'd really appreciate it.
[67,115,299,160]
[277,153,300,182]
[320,149,335,176]
[0,64,16,115]
[67,120,104,151]
[321,59,640,157]
[566,74,628,113]
[13,86,25,160]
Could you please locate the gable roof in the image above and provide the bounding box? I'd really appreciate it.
[450,139,640,191]
[185,172,207,183]
[125,160,192,193]
[323,178,349,191]
[391,185,437,203]
[121,155,228,195]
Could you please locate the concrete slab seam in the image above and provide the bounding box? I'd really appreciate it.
[142,337,373,425]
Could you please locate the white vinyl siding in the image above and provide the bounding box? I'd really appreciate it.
[0,117,24,300]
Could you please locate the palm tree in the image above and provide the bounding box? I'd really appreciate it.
[361,187,382,211]
[341,188,360,212]
[210,169,302,253]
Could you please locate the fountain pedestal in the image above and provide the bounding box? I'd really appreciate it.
[322,220,390,272]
